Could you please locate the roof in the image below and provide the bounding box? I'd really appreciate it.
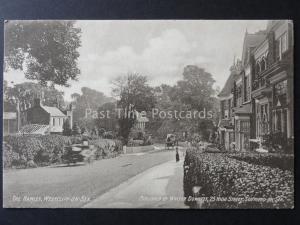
[18,124,50,135]
[41,105,67,117]
[242,32,267,65]
[136,116,149,123]
[235,104,252,114]
[218,119,233,129]
[218,72,238,98]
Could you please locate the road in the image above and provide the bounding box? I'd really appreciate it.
[3,146,187,208]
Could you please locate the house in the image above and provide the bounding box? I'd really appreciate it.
[232,30,267,151]
[218,20,294,152]
[134,111,149,131]
[20,98,72,134]
[3,101,18,135]
[218,60,242,151]
[250,20,294,147]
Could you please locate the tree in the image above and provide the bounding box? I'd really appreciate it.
[4,81,65,110]
[4,21,81,87]
[171,65,216,111]
[72,122,81,135]
[71,87,115,129]
[62,119,72,136]
[112,73,156,143]
[112,73,156,112]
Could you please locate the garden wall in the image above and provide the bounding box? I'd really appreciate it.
[124,145,154,154]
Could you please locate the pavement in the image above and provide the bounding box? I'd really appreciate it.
[3,145,187,208]
[83,156,188,208]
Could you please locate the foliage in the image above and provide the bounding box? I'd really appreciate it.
[4,21,81,87]
[3,135,71,168]
[71,87,115,129]
[89,139,122,160]
[227,152,294,171]
[112,73,156,143]
[62,118,72,136]
[171,65,216,111]
[184,149,294,208]
[4,82,65,110]
[72,122,81,135]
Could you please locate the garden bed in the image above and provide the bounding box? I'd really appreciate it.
[183,149,294,209]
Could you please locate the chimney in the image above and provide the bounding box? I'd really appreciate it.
[34,98,41,107]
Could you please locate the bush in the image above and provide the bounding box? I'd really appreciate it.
[227,152,294,171]
[36,135,71,164]
[3,135,43,168]
[3,142,20,168]
[184,149,294,209]
[89,139,122,160]
[3,134,72,168]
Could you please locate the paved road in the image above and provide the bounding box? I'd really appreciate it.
[84,158,188,208]
[3,146,187,208]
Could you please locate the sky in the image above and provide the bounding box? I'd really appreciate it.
[4,20,268,101]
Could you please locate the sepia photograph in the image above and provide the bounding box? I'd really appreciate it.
[2,20,294,209]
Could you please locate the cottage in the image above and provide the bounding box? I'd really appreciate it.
[20,98,72,134]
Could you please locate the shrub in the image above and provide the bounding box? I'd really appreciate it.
[3,134,72,168]
[89,139,121,160]
[3,135,44,168]
[36,135,71,164]
[62,119,72,136]
[227,152,294,171]
[184,149,294,209]
[3,142,19,168]
[72,122,81,135]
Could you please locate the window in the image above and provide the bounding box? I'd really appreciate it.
[53,118,55,126]
[281,32,288,53]
[261,57,266,71]
[255,62,261,74]
[244,76,250,102]
[277,32,288,60]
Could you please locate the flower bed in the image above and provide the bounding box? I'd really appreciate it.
[227,152,294,171]
[183,149,294,208]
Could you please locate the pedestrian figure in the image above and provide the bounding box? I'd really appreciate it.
[176,147,180,162]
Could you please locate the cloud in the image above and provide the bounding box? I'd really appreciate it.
[4,20,268,100]
[76,28,200,96]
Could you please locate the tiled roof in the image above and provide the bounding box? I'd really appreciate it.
[41,106,67,117]
[18,124,50,135]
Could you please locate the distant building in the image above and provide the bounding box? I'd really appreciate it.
[3,101,18,135]
[134,111,149,131]
[20,98,73,134]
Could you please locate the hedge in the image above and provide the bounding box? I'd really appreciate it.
[227,152,294,171]
[3,135,123,168]
[184,149,294,209]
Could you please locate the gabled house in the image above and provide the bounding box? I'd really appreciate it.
[21,98,72,134]
[218,60,241,151]
[251,20,294,148]
[219,20,294,152]
[232,30,267,151]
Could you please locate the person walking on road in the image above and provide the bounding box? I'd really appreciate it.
[175,147,180,162]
